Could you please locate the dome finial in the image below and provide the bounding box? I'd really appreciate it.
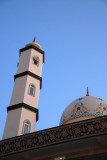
[86,87,90,96]
[33,37,36,42]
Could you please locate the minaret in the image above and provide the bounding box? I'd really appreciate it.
[3,38,44,139]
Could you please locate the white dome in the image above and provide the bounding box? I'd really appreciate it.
[60,96,107,125]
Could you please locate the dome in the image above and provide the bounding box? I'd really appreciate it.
[25,37,42,50]
[60,96,107,125]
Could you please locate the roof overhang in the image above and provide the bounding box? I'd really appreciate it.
[0,116,107,160]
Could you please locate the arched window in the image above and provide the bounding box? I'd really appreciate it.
[28,84,35,96]
[22,120,31,134]
[33,55,39,66]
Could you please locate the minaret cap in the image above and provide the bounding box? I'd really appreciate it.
[25,37,42,50]
[86,87,90,96]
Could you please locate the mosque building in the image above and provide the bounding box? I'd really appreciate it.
[0,39,107,160]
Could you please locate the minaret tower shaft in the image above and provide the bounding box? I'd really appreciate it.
[3,38,44,139]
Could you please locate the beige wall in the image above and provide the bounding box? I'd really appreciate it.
[17,50,31,74]
[17,48,43,77]
[3,107,36,139]
[10,76,27,106]
[28,49,43,77]
[18,107,36,135]
[10,75,40,108]
[23,75,40,108]
[3,108,22,139]
[12,47,43,108]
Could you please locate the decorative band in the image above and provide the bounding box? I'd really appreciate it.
[14,71,42,89]
[60,112,104,125]
[7,103,39,121]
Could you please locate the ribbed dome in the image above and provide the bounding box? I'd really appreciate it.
[25,37,42,50]
[60,96,107,125]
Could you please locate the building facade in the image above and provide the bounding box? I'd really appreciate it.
[0,39,107,160]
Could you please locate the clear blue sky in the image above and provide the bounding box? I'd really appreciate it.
[0,0,107,140]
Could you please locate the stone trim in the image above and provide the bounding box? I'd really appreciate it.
[7,103,38,121]
[14,71,42,89]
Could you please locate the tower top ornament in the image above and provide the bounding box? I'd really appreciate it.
[86,87,90,96]
[33,37,36,42]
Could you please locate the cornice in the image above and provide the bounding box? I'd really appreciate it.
[0,116,107,157]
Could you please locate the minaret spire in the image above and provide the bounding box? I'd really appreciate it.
[86,87,90,96]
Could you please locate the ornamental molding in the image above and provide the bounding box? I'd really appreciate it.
[0,116,107,157]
